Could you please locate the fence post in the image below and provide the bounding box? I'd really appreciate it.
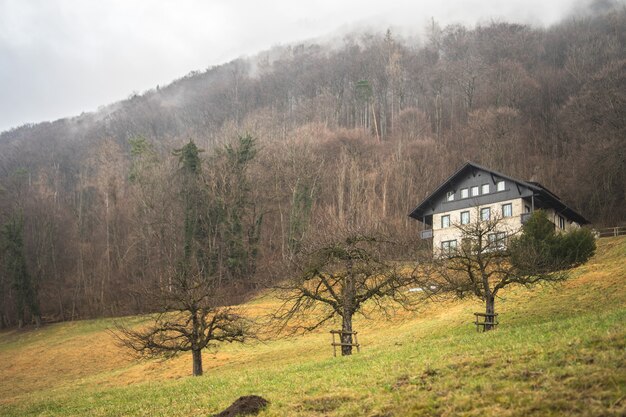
[596,226,625,238]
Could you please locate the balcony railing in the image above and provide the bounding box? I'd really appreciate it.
[420,229,433,239]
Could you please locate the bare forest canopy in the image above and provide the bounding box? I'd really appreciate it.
[0,8,625,326]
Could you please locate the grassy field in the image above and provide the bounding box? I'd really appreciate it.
[0,237,624,417]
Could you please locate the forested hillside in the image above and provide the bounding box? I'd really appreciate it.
[0,7,624,326]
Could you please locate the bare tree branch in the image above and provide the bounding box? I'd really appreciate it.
[271,225,421,355]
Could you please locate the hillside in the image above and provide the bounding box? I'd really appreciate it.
[1,7,625,326]
[0,236,624,416]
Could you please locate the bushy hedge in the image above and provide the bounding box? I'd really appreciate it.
[555,228,597,266]
[510,211,596,273]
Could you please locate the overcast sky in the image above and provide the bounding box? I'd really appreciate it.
[0,0,605,133]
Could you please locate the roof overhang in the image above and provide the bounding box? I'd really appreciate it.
[408,161,590,225]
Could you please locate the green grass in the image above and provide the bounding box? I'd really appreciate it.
[0,237,624,416]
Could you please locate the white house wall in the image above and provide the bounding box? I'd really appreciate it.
[542,207,581,233]
[433,197,526,252]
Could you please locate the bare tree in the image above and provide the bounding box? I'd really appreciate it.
[414,212,589,331]
[113,270,250,376]
[113,141,252,376]
[274,227,417,356]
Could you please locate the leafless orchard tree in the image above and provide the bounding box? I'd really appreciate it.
[273,226,418,356]
[113,269,252,376]
[113,141,253,376]
[413,213,570,331]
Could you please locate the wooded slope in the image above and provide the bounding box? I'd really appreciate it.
[0,7,624,323]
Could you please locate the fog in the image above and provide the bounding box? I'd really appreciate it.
[0,0,615,132]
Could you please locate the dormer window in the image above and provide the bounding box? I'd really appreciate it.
[471,186,479,197]
[481,184,490,194]
[461,188,469,199]
[446,191,455,202]
[497,181,505,192]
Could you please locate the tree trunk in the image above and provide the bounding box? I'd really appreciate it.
[485,294,496,331]
[341,312,354,356]
[17,299,25,329]
[371,102,381,142]
[192,348,203,376]
[341,260,356,356]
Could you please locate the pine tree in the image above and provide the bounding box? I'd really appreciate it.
[1,214,41,328]
[208,134,263,286]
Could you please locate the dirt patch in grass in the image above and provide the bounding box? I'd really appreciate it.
[391,375,411,390]
[212,395,269,417]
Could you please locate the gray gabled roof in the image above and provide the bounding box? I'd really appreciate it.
[408,161,590,224]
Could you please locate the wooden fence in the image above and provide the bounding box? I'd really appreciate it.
[596,226,626,238]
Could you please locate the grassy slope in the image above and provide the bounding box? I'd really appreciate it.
[0,237,624,417]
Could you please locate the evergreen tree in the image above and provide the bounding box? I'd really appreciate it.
[173,140,206,276]
[208,134,263,286]
[510,210,596,273]
[1,214,41,328]
[288,179,314,254]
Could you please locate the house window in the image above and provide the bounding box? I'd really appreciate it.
[461,211,470,224]
[558,215,566,230]
[497,181,505,192]
[441,214,450,228]
[461,188,469,199]
[502,203,512,217]
[524,205,531,213]
[471,186,479,197]
[481,207,491,221]
[482,184,490,194]
[446,191,455,202]
[441,240,457,255]
[488,232,507,250]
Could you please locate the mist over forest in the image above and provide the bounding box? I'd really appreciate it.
[0,4,624,326]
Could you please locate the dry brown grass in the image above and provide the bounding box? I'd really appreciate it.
[0,237,623,416]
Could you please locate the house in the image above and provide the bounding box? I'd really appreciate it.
[409,162,590,255]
